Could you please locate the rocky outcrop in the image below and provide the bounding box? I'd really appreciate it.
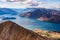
[38,15,60,22]
[0,21,54,40]
[20,12,31,18]
[49,15,60,22]
[35,29,60,40]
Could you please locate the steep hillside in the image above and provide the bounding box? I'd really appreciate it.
[38,14,60,22]
[0,21,54,40]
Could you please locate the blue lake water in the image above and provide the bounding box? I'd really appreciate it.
[1,15,60,32]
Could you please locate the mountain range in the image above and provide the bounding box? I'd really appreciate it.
[0,8,17,15]
[20,8,60,23]
[0,8,60,22]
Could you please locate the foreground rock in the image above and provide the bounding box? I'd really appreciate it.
[0,21,54,40]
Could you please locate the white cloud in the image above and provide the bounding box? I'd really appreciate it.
[1,0,6,2]
[0,0,60,8]
[1,0,31,2]
[0,2,27,8]
[53,4,60,8]
[26,0,60,8]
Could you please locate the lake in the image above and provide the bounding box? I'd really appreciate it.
[2,15,60,32]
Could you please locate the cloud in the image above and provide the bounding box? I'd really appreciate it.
[1,0,6,2]
[54,4,60,8]
[0,5,6,8]
[25,0,60,8]
[0,2,27,8]
[0,0,60,8]
[1,0,31,2]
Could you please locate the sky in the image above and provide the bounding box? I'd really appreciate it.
[0,0,60,8]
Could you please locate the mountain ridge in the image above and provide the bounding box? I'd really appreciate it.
[0,21,53,40]
[20,8,60,23]
[0,8,17,15]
